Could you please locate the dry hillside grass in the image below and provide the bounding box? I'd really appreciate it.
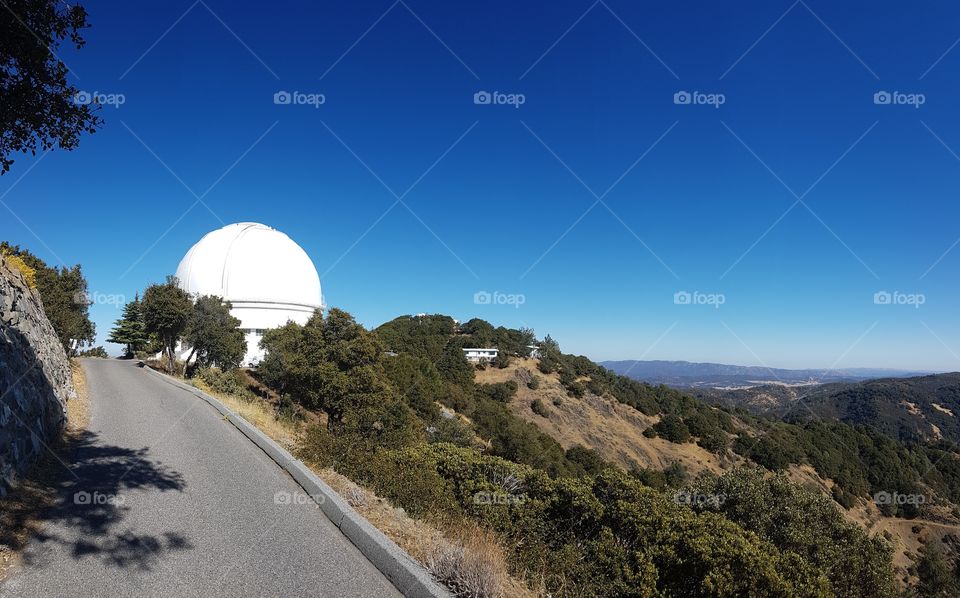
[476,358,741,477]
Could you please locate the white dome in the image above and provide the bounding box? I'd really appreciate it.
[174,223,323,365]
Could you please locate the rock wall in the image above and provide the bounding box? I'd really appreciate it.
[0,255,73,495]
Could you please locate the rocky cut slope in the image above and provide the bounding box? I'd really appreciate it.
[0,254,73,495]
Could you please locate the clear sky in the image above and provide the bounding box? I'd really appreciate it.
[2,0,959,370]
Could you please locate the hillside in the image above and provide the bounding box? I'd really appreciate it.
[797,374,960,444]
[701,373,960,445]
[476,358,742,477]
[477,358,960,589]
[187,311,960,595]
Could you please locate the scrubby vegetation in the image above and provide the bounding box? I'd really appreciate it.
[250,310,913,596]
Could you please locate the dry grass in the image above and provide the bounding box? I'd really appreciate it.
[190,377,303,451]
[189,373,537,597]
[478,358,741,476]
[68,359,91,433]
[0,358,91,581]
[426,526,511,598]
[318,468,534,598]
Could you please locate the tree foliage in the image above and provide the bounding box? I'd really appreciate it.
[141,276,192,373]
[0,0,102,173]
[107,294,148,357]
[259,308,420,448]
[182,295,245,374]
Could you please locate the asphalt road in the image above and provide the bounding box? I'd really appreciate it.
[0,359,401,598]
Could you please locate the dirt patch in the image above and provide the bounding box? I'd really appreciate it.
[932,403,954,417]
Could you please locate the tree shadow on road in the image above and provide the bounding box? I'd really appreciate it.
[1,428,193,573]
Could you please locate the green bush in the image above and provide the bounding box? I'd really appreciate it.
[653,414,691,443]
[362,444,841,597]
[531,398,549,418]
[195,367,253,399]
[78,346,108,358]
[684,467,897,597]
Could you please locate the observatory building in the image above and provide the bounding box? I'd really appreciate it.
[174,222,324,365]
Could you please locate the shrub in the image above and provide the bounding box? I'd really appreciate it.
[531,399,549,418]
[195,367,253,399]
[831,485,854,510]
[428,416,476,448]
[685,467,897,597]
[2,252,36,288]
[78,346,108,358]
[479,382,517,403]
[652,414,691,443]
[526,377,540,390]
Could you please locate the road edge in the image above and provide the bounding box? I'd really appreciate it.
[141,364,451,598]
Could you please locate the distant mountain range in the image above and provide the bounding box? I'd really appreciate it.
[600,359,934,389]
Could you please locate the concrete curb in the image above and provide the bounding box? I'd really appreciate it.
[141,364,451,598]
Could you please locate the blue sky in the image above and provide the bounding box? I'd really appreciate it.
[2,0,959,370]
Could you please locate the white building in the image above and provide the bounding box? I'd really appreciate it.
[462,347,498,363]
[174,222,324,366]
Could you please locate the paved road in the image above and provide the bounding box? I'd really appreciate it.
[0,359,401,598]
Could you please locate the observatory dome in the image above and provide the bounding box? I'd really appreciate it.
[175,222,323,364]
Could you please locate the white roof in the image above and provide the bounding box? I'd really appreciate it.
[175,222,323,309]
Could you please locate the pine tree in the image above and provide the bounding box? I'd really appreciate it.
[108,294,148,358]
